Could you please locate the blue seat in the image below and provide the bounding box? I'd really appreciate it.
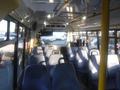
[76,49,89,73]
[0,61,13,90]
[22,65,51,90]
[28,54,45,65]
[67,47,75,62]
[116,70,120,90]
[52,63,81,90]
[89,55,120,90]
[67,47,78,65]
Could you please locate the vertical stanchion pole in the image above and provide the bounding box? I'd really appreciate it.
[96,31,99,49]
[7,20,10,40]
[98,0,110,90]
[22,27,27,70]
[13,22,19,90]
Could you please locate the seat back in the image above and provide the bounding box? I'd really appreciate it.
[28,54,45,65]
[52,63,81,90]
[22,65,51,90]
[74,48,89,73]
[49,54,63,65]
[91,55,119,69]
[67,47,74,59]
[32,47,43,55]
[0,61,13,90]
[89,54,120,79]
[36,46,43,54]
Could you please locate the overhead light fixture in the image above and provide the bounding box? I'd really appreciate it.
[66,6,70,12]
[70,6,73,12]
[82,16,87,20]
[47,14,51,19]
[21,19,24,23]
[44,21,47,26]
[11,11,15,14]
[49,0,54,3]
[27,20,30,22]
[66,6,73,12]
[24,15,29,19]
[66,22,69,26]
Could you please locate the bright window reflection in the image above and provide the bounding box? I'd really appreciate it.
[0,44,15,61]
[109,30,115,37]
[10,22,16,40]
[117,39,120,54]
[117,31,120,37]
[108,38,115,54]
[0,20,7,41]
[41,32,67,46]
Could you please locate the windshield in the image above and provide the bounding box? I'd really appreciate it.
[41,32,67,46]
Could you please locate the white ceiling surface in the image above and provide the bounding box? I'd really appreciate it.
[70,0,120,31]
[23,0,59,13]
[21,0,66,30]
[9,0,120,31]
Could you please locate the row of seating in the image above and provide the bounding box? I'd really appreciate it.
[67,46,89,73]
[20,46,84,90]
[89,53,120,90]
[20,63,83,90]
[68,46,120,90]
[44,46,64,66]
[28,46,46,65]
[30,45,120,90]
[67,46,90,88]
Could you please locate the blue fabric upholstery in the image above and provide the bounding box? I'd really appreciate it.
[89,55,120,90]
[22,65,51,90]
[52,63,81,90]
[76,49,88,73]
[0,61,13,90]
[28,54,45,65]
[116,70,120,90]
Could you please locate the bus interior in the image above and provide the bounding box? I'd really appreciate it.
[0,0,120,90]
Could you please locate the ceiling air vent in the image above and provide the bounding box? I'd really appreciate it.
[32,0,64,3]
[32,0,48,3]
[46,24,65,28]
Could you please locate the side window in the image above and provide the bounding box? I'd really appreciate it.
[18,26,25,49]
[18,26,25,76]
[10,22,16,40]
[108,38,115,54]
[117,31,120,54]
[0,20,7,41]
[87,32,98,49]
[0,44,15,61]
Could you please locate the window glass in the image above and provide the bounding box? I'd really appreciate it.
[18,39,24,76]
[10,22,16,40]
[108,38,115,54]
[87,32,97,37]
[117,31,120,38]
[88,37,98,49]
[109,30,115,37]
[19,26,24,38]
[0,44,15,61]
[41,32,67,46]
[79,32,86,40]
[18,26,25,49]
[0,20,7,41]
[98,31,101,37]
[87,31,98,49]
[18,26,25,76]
[117,39,120,54]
